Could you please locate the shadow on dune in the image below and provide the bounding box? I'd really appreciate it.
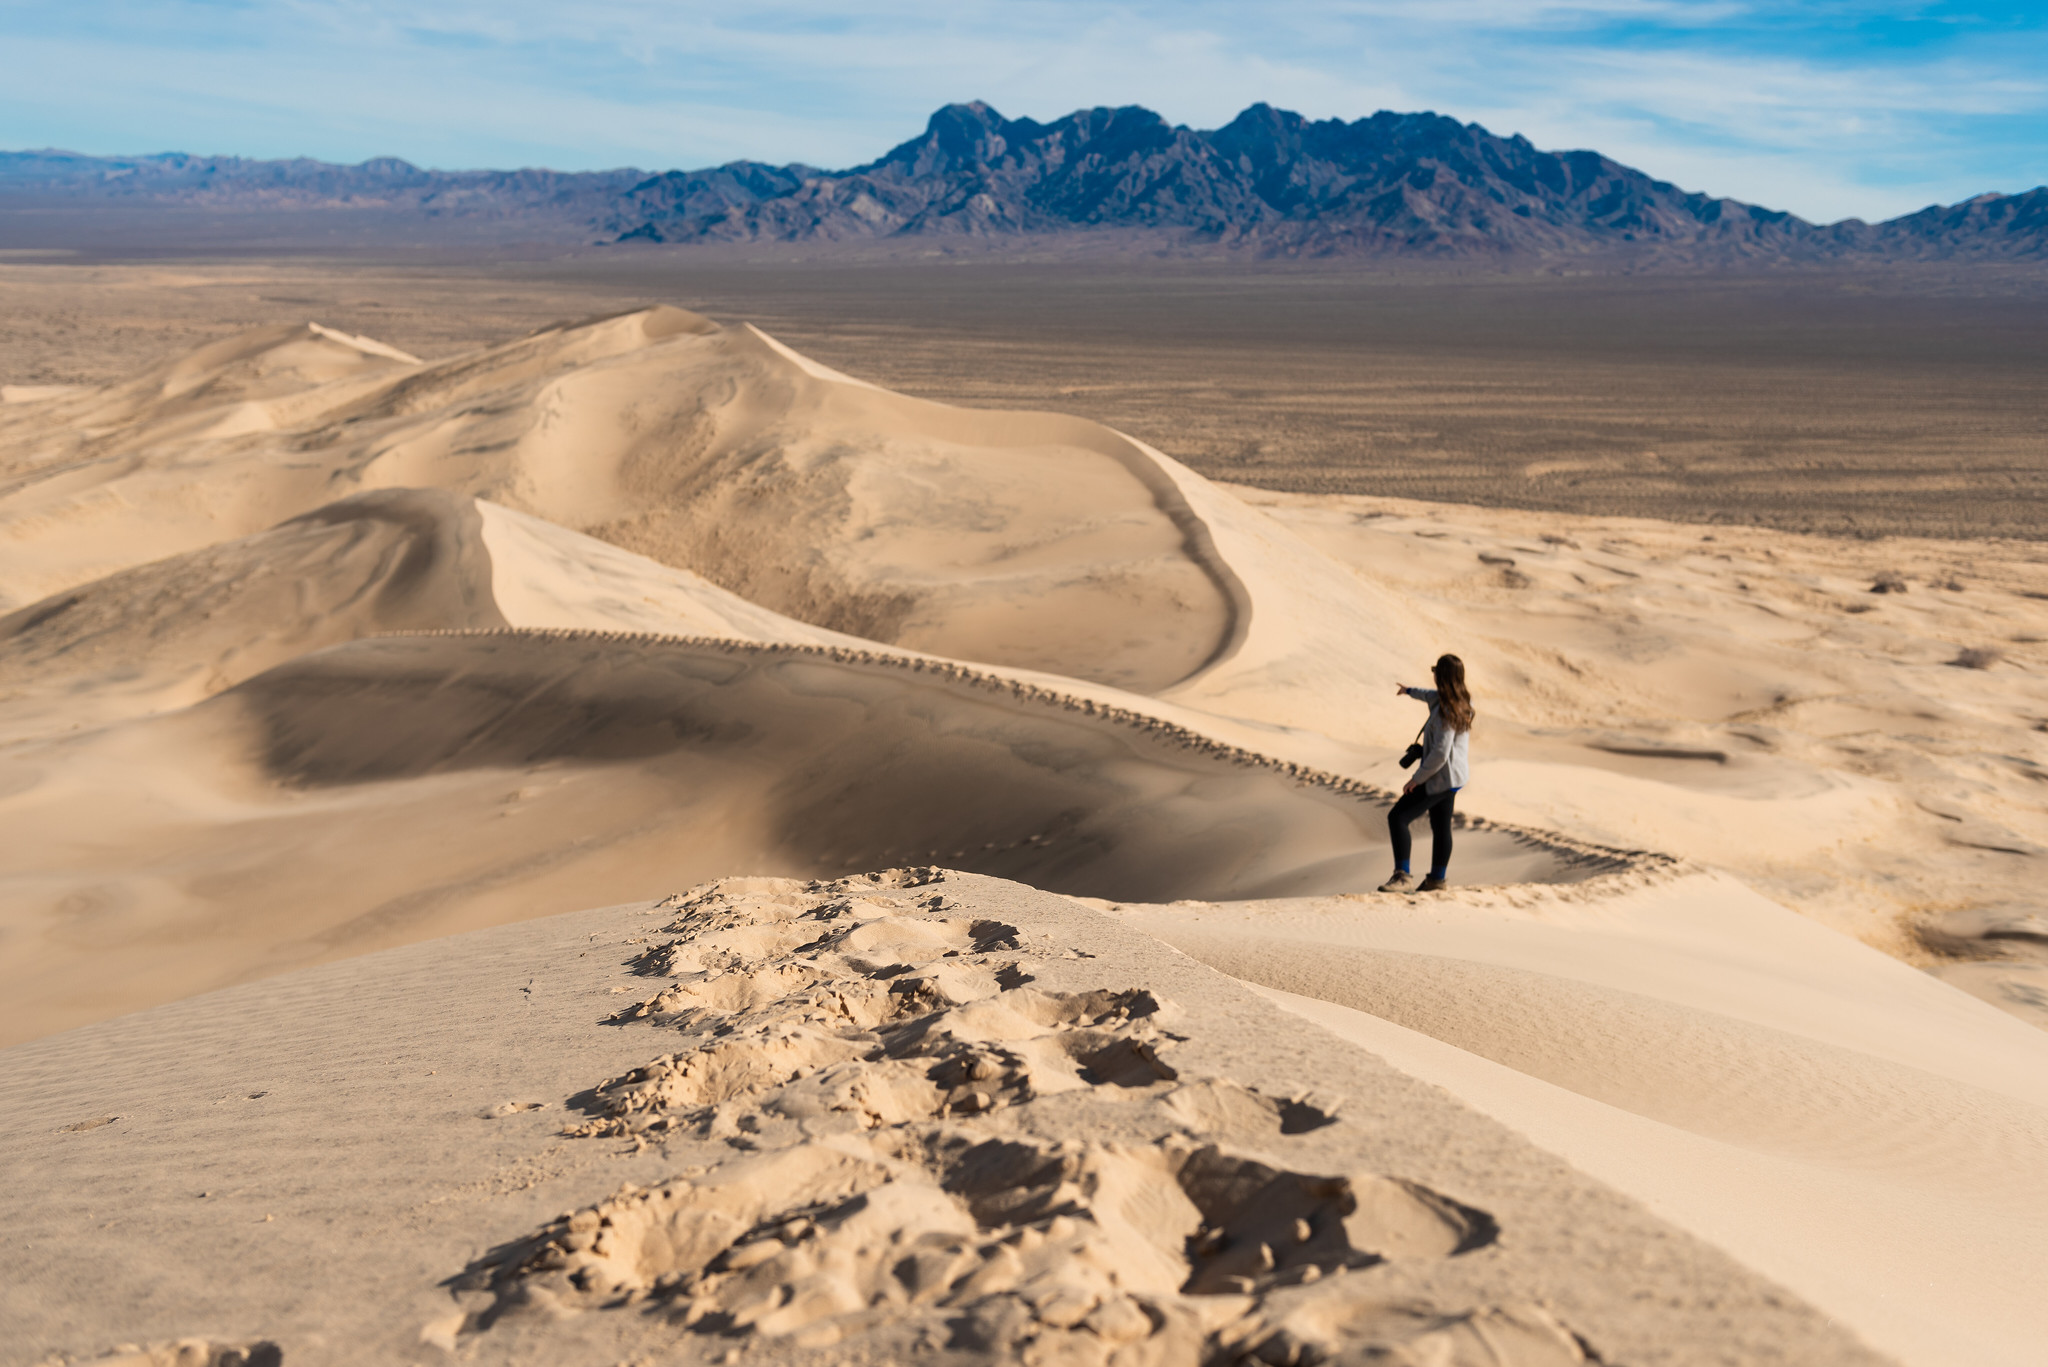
[0,318,1635,1045]
[221,630,1592,904]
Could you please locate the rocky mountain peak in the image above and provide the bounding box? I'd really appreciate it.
[3,103,2042,263]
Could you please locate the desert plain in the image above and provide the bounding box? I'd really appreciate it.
[1,253,2045,1367]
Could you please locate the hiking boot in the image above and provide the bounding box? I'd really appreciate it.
[1416,874,1448,892]
[1377,871,1415,893]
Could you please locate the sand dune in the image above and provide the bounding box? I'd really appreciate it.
[1235,486,2048,1002]
[0,486,870,745]
[476,499,858,646]
[2,307,1259,693]
[1253,986,2038,1367]
[0,489,503,742]
[0,313,1498,1045]
[0,873,1890,1367]
[1114,878,2048,1366]
[4,307,2046,1366]
[1,305,1445,745]
[0,627,1612,1045]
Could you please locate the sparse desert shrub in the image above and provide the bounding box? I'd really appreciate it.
[1870,571,1908,594]
[1950,647,2002,670]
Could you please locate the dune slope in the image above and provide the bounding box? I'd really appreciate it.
[0,488,504,741]
[0,308,1269,693]
[4,302,2043,1367]
[1233,486,2048,1007]
[0,315,1495,1045]
[0,872,1891,1367]
[1116,877,2048,1367]
[0,628,1612,1045]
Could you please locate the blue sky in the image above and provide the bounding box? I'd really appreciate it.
[1,1,2044,223]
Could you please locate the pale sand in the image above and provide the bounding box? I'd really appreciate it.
[1113,877,2048,1367]
[0,309,1544,1045]
[3,307,2045,1365]
[0,874,1887,1367]
[1224,487,2048,1010]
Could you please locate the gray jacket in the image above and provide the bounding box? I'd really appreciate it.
[1402,687,1471,795]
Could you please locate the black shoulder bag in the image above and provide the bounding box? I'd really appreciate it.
[1398,717,1428,770]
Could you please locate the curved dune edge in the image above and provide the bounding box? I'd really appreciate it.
[0,482,1661,1049]
[380,625,1680,888]
[0,309,1264,696]
[732,319,1258,689]
[0,871,1892,1367]
[0,620,1646,1047]
[740,320,892,391]
[730,320,1428,715]
[0,308,1447,737]
[1118,433,1439,744]
[0,488,510,743]
[0,301,2038,1367]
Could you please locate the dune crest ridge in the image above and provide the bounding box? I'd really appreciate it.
[0,311,1601,1044]
[4,305,1367,699]
[3,303,2046,1367]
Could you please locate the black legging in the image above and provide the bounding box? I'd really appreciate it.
[1388,785,1457,872]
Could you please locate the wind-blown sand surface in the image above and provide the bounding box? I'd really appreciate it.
[2,305,2045,1367]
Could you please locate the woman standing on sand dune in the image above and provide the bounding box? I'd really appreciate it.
[1380,654,1473,893]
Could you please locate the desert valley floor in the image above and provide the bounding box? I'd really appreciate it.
[1,262,2045,1367]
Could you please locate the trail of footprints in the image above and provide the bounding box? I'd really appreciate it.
[456,870,1593,1366]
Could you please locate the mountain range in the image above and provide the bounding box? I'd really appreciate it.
[5,101,2044,263]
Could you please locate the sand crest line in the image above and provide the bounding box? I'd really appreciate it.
[376,626,1677,888]
[742,319,1254,687]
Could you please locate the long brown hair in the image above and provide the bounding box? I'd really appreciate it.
[1433,654,1474,732]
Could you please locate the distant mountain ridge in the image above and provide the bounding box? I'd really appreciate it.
[5,102,2044,263]
[0,146,644,230]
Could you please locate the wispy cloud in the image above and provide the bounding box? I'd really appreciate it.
[0,0,2043,220]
